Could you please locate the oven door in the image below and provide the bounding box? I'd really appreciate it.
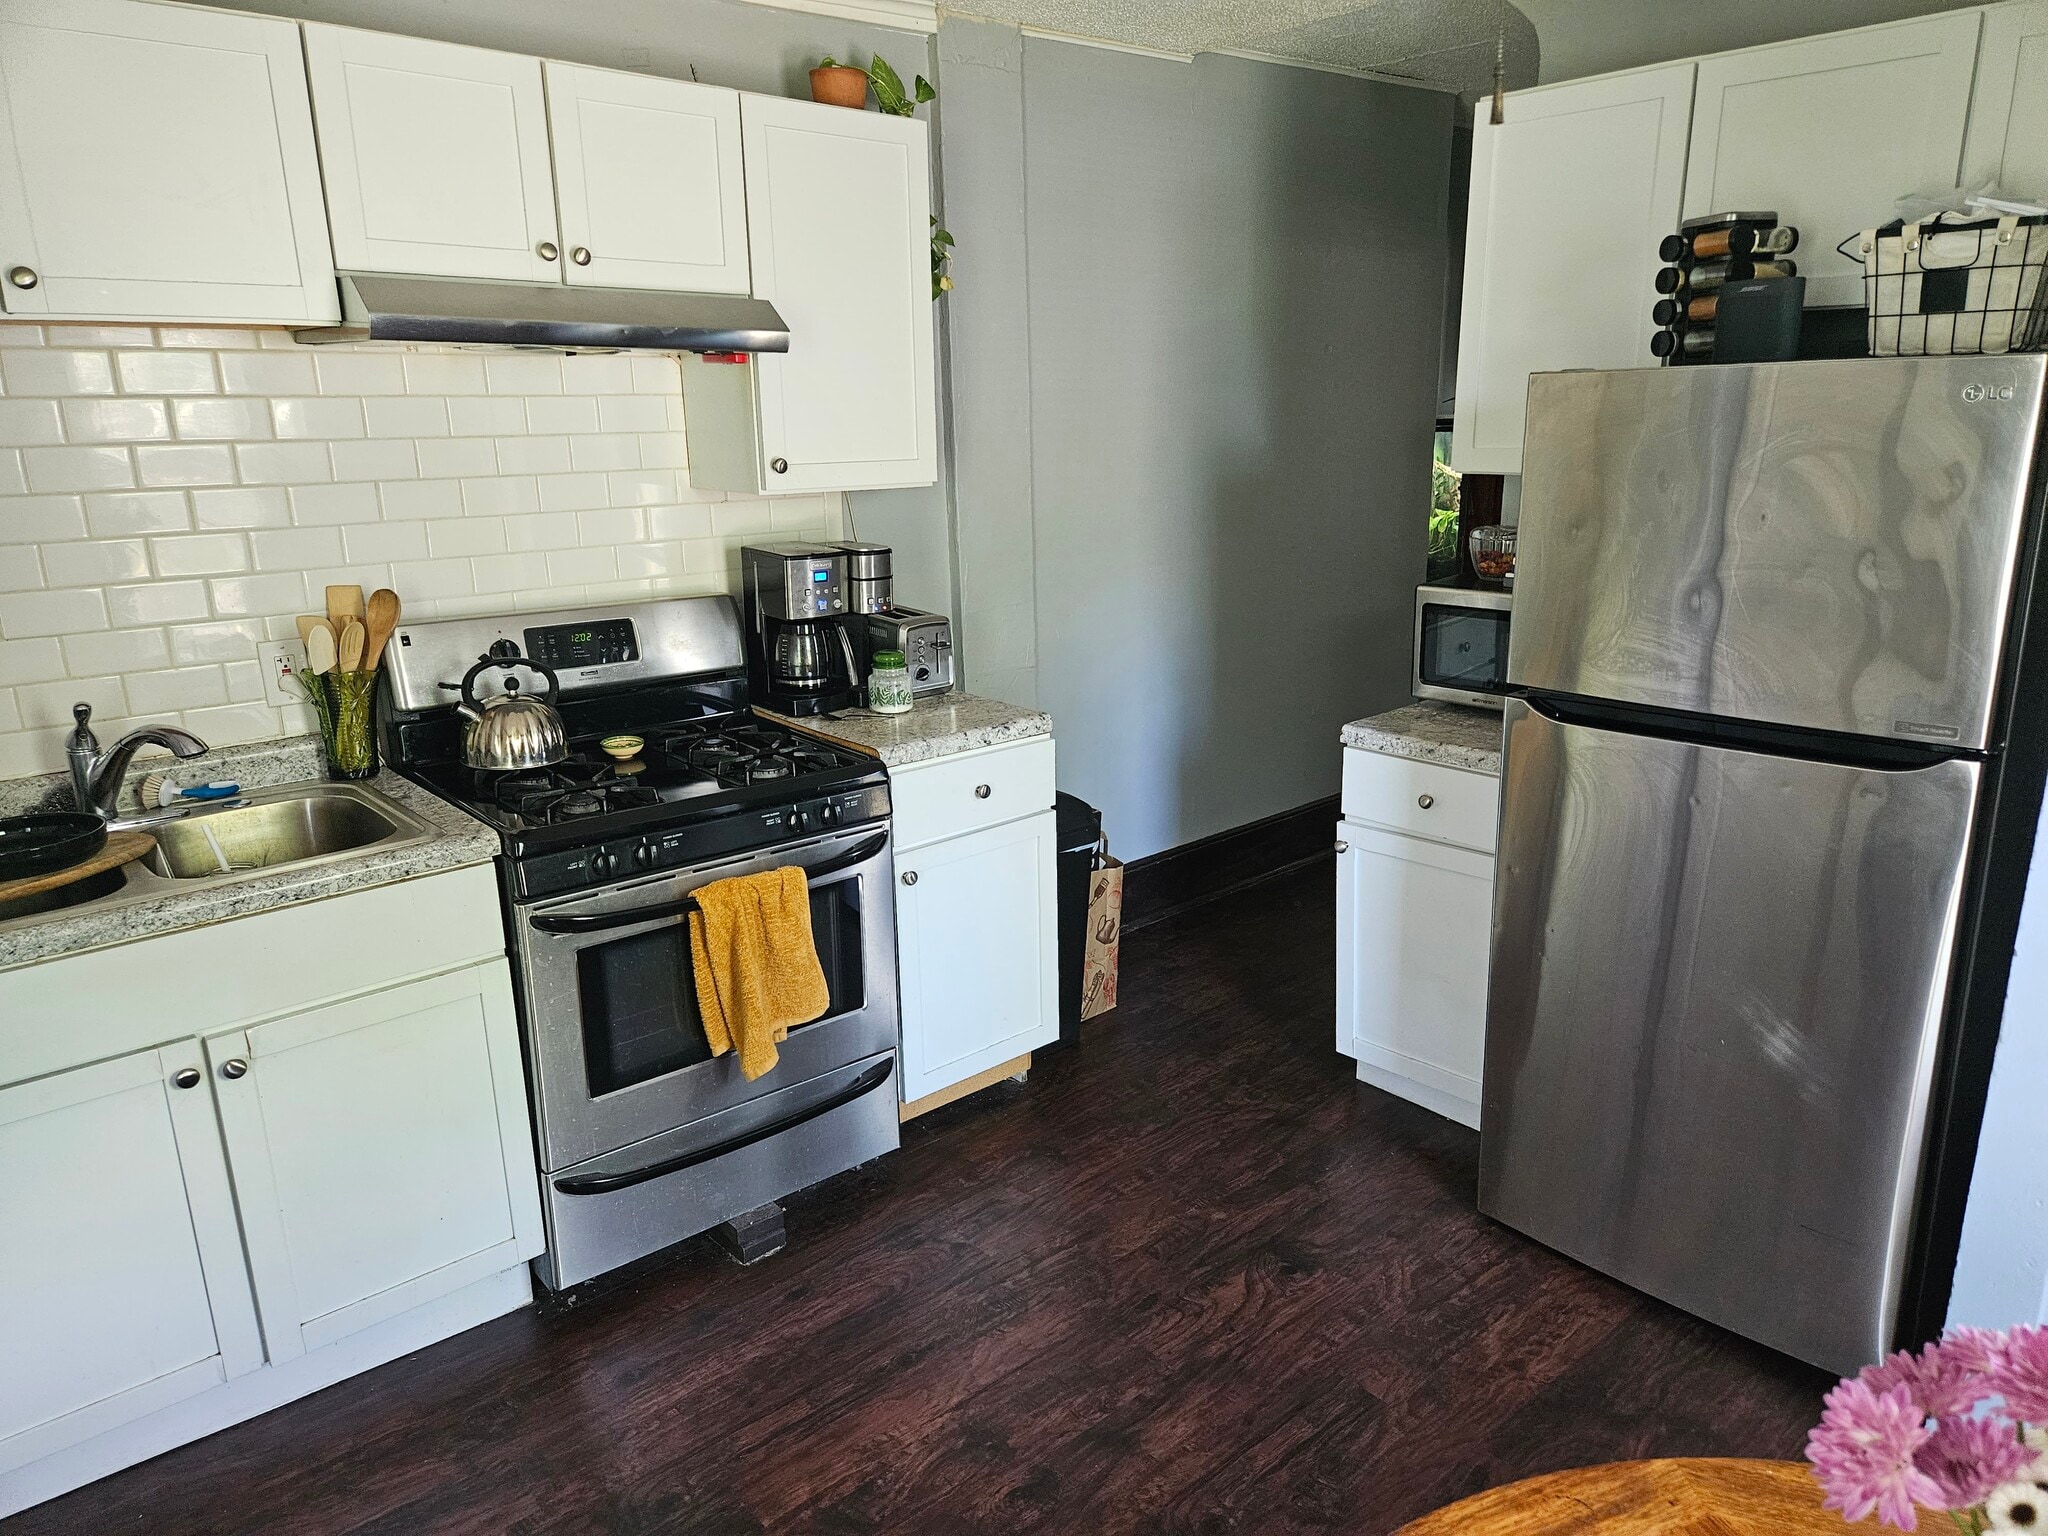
[1414,588,1512,709]
[513,824,898,1172]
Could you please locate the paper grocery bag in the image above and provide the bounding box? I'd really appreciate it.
[1080,844,1123,1021]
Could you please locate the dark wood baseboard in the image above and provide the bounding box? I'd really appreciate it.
[1121,795,1339,933]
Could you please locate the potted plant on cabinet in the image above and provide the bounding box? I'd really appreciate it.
[809,53,935,115]
[808,58,869,108]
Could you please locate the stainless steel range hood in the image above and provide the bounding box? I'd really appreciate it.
[293,273,790,353]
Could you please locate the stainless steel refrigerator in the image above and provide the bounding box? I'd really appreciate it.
[1481,354,2048,1376]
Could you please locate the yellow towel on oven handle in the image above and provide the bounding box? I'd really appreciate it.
[688,865,831,1082]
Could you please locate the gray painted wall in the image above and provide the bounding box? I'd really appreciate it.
[1014,36,1452,860]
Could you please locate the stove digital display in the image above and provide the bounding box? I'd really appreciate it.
[526,617,638,670]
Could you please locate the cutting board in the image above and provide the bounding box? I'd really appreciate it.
[0,830,154,905]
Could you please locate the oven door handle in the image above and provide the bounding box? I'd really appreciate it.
[527,832,888,935]
[551,1057,895,1196]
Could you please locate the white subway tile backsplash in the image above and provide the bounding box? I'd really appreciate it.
[4,350,116,396]
[193,486,290,530]
[86,490,190,537]
[271,397,365,440]
[1,495,90,544]
[45,538,149,586]
[25,444,134,494]
[171,397,271,441]
[0,400,65,445]
[115,350,216,395]
[134,443,234,488]
[63,397,172,444]
[105,579,209,626]
[0,337,841,776]
[2,588,109,637]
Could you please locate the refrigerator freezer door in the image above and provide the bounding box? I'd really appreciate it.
[1480,698,1979,1373]
[1511,355,2045,750]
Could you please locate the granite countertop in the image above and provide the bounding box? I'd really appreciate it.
[757,692,1051,768]
[1341,701,1505,776]
[0,735,498,971]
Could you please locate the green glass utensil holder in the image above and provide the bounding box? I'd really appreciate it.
[314,670,379,781]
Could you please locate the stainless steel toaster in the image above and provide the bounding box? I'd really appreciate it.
[866,605,954,696]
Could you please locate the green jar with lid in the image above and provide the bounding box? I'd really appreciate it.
[868,648,913,714]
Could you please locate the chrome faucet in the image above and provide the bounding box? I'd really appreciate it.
[66,702,208,821]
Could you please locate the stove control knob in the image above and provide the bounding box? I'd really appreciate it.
[590,848,615,878]
[633,841,655,870]
[819,801,839,826]
[797,807,819,832]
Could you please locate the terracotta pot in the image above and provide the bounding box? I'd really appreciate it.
[809,65,868,109]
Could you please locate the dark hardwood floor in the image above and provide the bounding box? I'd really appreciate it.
[15,862,1831,1535]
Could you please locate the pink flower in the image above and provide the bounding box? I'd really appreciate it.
[1990,1327,2048,1423]
[1914,1415,2035,1509]
[1863,1339,1998,1419]
[1808,1380,1945,1530]
[1945,1327,2015,1376]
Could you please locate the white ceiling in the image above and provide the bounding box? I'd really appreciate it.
[945,0,1982,100]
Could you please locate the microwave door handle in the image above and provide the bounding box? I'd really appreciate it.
[527,832,888,935]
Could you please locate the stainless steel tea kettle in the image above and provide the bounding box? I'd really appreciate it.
[453,650,566,771]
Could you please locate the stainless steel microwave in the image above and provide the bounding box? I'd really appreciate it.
[1413,583,1511,710]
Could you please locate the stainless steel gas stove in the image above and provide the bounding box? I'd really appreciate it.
[380,596,900,1289]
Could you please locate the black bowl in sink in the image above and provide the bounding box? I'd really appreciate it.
[0,812,107,882]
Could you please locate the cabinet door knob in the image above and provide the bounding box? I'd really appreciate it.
[571,246,592,266]
[219,1058,249,1080]
[536,240,559,261]
[1417,793,1435,810]
[172,1067,202,1090]
[770,457,789,475]
[7,265,36,290]
[1334,840,1348,854]
[901,870,918,886]
[973,784,992,799]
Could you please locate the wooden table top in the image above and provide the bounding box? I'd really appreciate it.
[1396,1458,1896,1535]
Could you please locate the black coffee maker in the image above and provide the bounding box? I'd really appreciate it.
[741,543,862,716]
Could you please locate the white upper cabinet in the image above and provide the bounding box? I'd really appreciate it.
[1965,1,2048,202]
[0,0,336,323]
[303,24,560,283]
[543,62,749,294]
[1684,12,1983,307]
[685,96,937,494]
[0,1045,261,1475]
[1451,65,1695,476]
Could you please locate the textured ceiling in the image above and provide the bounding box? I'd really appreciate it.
[945,0,1541,100]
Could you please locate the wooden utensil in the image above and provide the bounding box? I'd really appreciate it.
[305,620,337,675]
[294,614,324,648]
[325,584,364,633]
[363,588,401,670]
[338,617,366,672]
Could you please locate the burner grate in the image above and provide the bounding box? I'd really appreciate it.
[482,761,660,826]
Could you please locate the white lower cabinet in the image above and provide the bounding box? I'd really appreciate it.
[1335,749,1499,1128]
[891,739,1059,1105]
[0,864,540,1518]
[0,1045,260,1476]
[207,964,542,1364]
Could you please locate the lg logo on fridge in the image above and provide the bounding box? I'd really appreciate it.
[1961,383,2016,403]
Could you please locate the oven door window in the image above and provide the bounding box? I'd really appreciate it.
[1419,604,1509,693]
[577,878,867,1098]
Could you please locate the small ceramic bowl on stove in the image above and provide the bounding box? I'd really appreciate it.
[599,735,644,761]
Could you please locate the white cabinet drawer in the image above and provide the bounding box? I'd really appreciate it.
[891,737,1055,852]
[1341,748,1498,855]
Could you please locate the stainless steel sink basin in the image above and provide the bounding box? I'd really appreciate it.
[144,789,409,878]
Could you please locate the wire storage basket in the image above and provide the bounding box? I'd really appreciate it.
[1844,213,2048,356]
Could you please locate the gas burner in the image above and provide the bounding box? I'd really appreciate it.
[745,756,795,783]
[553,791,608,820]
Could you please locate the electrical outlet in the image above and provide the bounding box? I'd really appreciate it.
[258,639,308,709]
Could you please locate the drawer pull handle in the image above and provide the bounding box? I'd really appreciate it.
[901,870,918,886]
[7,265,36,290]
[1417,794,1435,810]
[172,1067,201,1090]
[571,246,592,266]
[974,784,992,799]
[219,1058,249,1080]
[1335,840,1348,854]
[536,240,559,261]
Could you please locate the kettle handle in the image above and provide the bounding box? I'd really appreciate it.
[458,651,562,709]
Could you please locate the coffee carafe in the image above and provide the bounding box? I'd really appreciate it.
[741,544,864,716]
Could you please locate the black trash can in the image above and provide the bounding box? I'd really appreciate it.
[1053,792,1102,1048]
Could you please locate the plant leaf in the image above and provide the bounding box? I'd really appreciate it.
[869,55,907,105]
[914,75,936,104]
[818,55,838,68]
[933,228,955,248]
